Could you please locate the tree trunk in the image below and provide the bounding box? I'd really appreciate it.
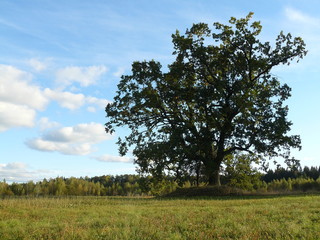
[208,169,221,186]
[205,154,222,186]
[204,143,223,186]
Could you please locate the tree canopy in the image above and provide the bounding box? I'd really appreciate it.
[105,13,307,185]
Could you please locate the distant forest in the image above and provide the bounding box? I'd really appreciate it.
[1,166,320,197]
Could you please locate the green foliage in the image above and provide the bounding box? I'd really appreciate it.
[105,13,307,185]
[224,154,264,191]
[262,166,320,182]
[0,180,13,196]
[149,179,178,196]
[267,177,320,192]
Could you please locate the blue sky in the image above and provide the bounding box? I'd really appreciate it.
[1,0,320,182]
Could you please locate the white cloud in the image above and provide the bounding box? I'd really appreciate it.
[44,88,85,110]
[0,162,33,181]
[26,139,93,155]
[85,96,111,109]
[0,64,48,110]
[0,102,36,131]
[0,64,109,131]
[44,88,110,111]
[94,154,133,163]
[26,122,112,155]
[0,162,51,182]
[27,58,48,72]
[43,122,109,143]
[56,65,108,89]
[0,64,51,131]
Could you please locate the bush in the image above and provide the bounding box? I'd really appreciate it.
[164,186,244,197]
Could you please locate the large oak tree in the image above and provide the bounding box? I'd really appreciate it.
[105,13,307,185]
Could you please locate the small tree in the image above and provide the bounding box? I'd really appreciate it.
[223,154,263,190]
[105,13,306,185]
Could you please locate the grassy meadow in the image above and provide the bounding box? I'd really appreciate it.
[0,195,319,240]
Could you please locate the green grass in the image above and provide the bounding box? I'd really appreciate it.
[0,195,319,239]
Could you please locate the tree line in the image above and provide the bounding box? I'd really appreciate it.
[1,166,320,197]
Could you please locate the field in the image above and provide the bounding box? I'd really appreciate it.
[0,195,319,240]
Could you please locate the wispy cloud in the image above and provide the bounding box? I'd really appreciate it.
[27,58,48,72]
[38,117,60,131]
[93,154,133,163]
[113,67,125,78]
[282,7,320,70]
[26,122,112,156]
[284,7,319,26]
